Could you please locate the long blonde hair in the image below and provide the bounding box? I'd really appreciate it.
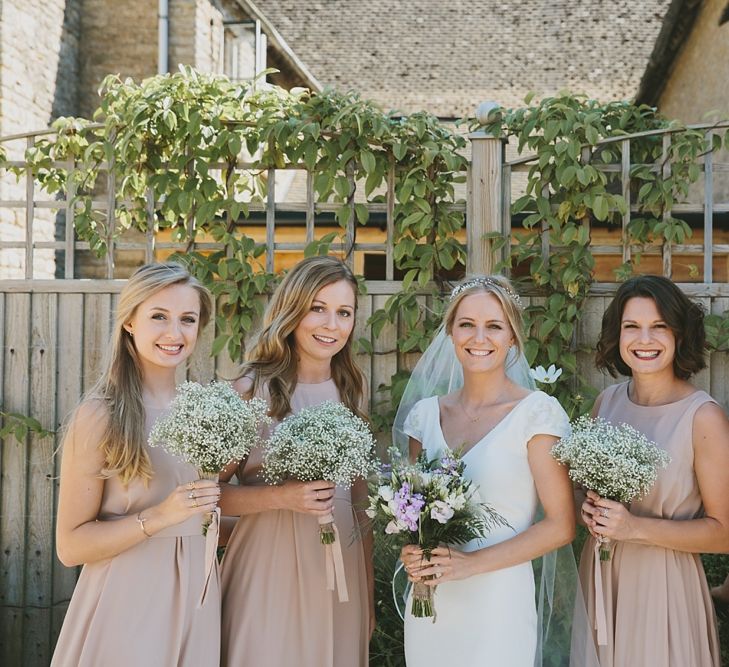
[90,263,212,484]
[239,256,367,420]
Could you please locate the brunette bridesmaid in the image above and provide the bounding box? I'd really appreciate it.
[577,275,729,667]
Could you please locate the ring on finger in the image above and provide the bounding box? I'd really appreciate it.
[316,490,320,500]
[186,481,195,491]
[192,499,198,508]
[435,567,442,579]
[188,491,196,499]
[600,508,609,518]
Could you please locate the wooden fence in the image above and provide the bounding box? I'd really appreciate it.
[2,120,729,664]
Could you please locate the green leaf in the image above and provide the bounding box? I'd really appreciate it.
[361,150,376,174]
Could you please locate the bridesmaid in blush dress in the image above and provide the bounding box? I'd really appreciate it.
[219,256,373,667]
[52,263,221,667]
[577,275,729,667]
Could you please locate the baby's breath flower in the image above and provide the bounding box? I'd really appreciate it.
[551,416,670,502]
[262,401,377,487]
[148,381,271,473]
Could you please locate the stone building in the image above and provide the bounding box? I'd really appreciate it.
[3,0,719,279]
[0,0,317,278]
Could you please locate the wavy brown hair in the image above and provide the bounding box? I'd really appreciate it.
[89,263,212,484]
[238,256,367,420]
[595,275,706,380]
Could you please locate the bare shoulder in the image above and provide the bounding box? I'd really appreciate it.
[62,398,109,466]
[68,399,110,445]
[232,375,255,398]
[694,400,729,443]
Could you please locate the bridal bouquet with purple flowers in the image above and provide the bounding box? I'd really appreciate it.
[366,448,507,619]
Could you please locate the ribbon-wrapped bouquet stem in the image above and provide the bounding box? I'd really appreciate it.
[262,400,378,601]
[366,448,508,620]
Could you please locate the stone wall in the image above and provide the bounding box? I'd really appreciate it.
[658,0,729,206]
[0,0,81,278]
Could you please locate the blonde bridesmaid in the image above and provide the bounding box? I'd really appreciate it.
[578,275,729,667]
[52,263,221,667]
[219,256,373,667]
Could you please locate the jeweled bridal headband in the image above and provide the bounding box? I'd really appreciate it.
[449,277,524,308]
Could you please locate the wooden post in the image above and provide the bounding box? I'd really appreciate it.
[467,131,503,276]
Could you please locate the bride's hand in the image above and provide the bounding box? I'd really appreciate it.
[415,546,477,585]
[400,544,427,582]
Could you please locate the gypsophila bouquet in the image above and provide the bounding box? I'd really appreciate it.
[148,381,271,532]
[366,447,508,619]
[551,415,670,560]
[262,400,377,544]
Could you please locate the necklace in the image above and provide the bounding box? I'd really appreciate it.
[459,402,481,423]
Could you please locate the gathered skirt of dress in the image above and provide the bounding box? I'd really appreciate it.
[221,491,368,667]
[51,533,220,667]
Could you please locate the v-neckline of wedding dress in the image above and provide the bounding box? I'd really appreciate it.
[435,391,537,457]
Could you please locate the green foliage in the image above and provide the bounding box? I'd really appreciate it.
[477,93,727,414]
[0,410,54,441]
[18,67,467,363]
[705,312,729,352]
[15,75,729,421]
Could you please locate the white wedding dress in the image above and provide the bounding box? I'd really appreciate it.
[402,390,570,667]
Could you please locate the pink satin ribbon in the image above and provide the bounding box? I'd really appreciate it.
[198,507,220,608]
[318,514,349,603]
[592,540,608,646]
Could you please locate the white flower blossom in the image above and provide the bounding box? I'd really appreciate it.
[447,493,467,511]
[551,416,670,502]
[148,381,271,473]
[379,485,394,501]
[385,520,403,534]
[529,364,563,384]
[431,500,455,524]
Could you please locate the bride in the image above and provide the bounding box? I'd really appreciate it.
[397,275,594,666]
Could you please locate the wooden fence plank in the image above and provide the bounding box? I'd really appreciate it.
[354,294,373,411]
[23,293,57,663]
[51,294,84,649]
[0,293,30,664]
[710,297,729,412]
[371,295,397,454]
[82,293,112,393]
[187,317,215,385]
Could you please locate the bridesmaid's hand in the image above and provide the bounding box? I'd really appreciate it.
[586,491,638,543]
[146,480,221,531]
[579,493,602,539]
[276,480,335,516]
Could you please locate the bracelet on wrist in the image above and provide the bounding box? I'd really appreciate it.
[136,511,152,538]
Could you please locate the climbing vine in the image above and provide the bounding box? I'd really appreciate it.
[478,93,729,414]
[14,73,729,421]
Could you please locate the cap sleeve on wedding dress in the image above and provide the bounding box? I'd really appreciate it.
[523,391,571,443]
[403,397,430,443]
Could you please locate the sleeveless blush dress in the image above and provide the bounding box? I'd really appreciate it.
[51,413,221,667]
[220,379,369,667]
[577,381,721,667]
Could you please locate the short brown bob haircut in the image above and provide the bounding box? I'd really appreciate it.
[595,275,706,380]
